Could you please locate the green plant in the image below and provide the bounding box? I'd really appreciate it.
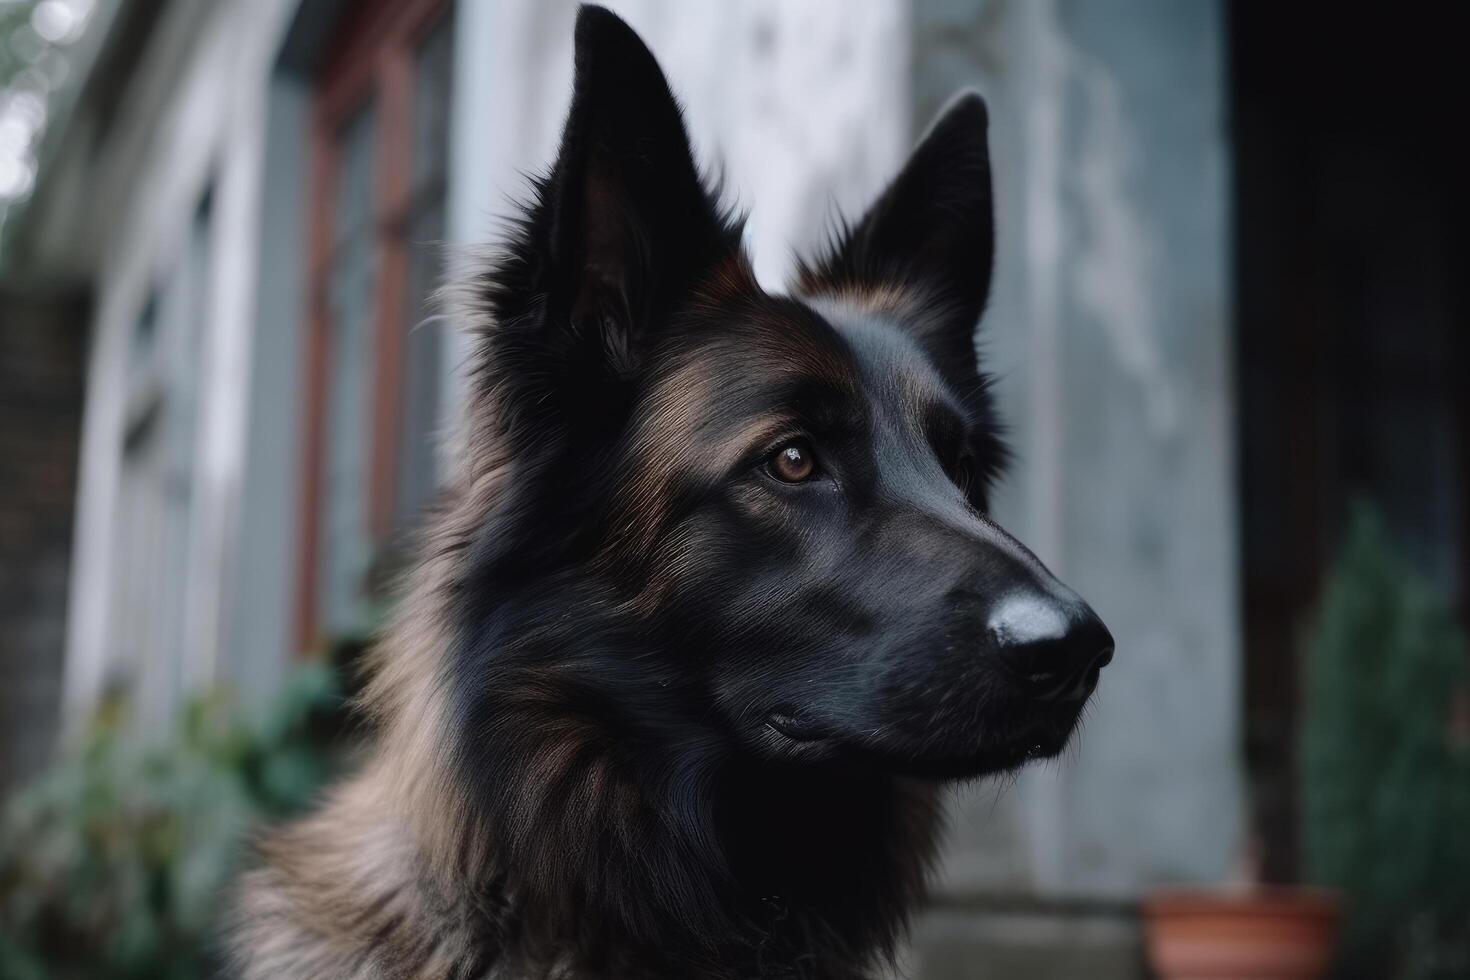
[0,661,346,980]
[1301,503,1470,979]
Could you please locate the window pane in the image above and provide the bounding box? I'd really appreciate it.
[395,198,445,530]
[411,13,453,194]
[394,15,454,530]
[333,102,378,247]
[110,192,211,737]
[318,103,379,636]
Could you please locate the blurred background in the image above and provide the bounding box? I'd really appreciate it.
[0,1,1465,977]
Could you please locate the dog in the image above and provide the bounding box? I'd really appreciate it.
[230,6,1113,978]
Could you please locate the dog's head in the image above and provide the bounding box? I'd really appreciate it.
[464,6,1112,782]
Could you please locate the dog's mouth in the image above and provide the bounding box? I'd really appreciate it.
[763,707,1081,781]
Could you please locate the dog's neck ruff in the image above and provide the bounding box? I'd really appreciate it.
[233,727,942,979]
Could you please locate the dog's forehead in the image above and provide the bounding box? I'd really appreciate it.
[799,295,959,421]
[706,294,856,388]
[657,292,953,424]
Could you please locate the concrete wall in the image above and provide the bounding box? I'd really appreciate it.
[905,0,1240,973]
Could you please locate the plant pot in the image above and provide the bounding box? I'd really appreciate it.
[1142,887,1341,980]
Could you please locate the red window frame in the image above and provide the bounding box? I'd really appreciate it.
[296,0,450,651]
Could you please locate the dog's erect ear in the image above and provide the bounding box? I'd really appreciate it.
[795,93,994,371]
[525,5,740,377]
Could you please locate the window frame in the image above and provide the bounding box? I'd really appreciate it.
[297,0,451,651]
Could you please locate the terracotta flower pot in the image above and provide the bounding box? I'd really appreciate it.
[1142,887,1341,980]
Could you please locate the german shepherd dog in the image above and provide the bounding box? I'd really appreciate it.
[231,6,1112,978]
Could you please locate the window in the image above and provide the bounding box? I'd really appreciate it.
[299,0,454,646]
[111,190,212,737]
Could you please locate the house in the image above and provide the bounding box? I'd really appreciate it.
[10,0,1460,974]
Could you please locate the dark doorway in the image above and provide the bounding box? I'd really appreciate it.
[1232,6,1469,882]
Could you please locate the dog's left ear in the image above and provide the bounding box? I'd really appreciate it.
[531,5,741,377]
[795,93,994,373]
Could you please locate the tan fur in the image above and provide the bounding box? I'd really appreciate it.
[800,281,920,319]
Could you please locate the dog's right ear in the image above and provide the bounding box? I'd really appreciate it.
[794,93,994,377]
[491,5,742,385]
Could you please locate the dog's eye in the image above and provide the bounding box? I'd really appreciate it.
[766,440,817,483]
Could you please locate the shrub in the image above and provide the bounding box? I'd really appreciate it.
[0,662,344,980]
[1301,504,1470,978]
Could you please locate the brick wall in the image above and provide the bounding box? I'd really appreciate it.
[0,287,87,794]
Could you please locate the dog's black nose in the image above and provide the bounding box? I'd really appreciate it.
[988,595,1114,703]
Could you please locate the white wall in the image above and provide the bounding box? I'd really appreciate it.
[61,0,299,729]
[448,0,910,278]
